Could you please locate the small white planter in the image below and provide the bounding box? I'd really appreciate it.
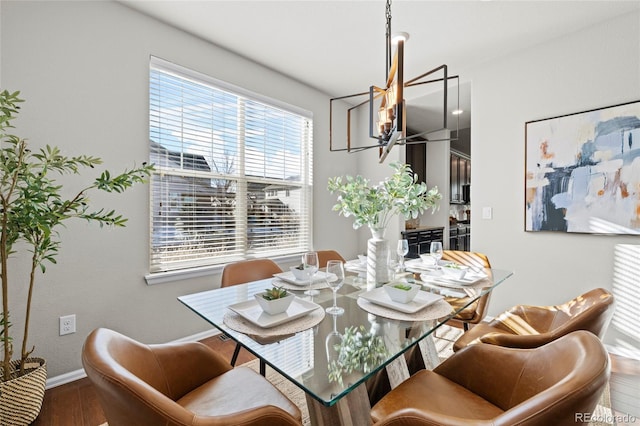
[442,264,469,280]
[254,292,295,315]
[383,282,421,304]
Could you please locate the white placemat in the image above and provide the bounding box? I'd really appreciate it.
[357,297,453,322]
[223,306,325,343]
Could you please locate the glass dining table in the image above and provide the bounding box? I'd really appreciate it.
[178,266,513,426]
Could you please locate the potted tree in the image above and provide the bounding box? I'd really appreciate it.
[0,89,153,424]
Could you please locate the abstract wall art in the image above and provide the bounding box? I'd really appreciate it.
[526,100,640,234]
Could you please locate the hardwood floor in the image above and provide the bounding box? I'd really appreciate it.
[609,353,640,425]
[30,335,640,426]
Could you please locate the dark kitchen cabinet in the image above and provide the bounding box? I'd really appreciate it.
[450,151,470,204]
[401,227,444,259]
[449,224,470,251]
[406,142,426,184]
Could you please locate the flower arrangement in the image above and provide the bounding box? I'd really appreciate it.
[327,163,441,231]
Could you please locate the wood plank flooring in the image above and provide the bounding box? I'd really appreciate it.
[29,335,640,426]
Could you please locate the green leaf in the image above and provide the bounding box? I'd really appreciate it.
[0,89,156,376]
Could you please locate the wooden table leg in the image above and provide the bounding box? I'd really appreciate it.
[385,354,410,389]
[418,335,441,370]
[306,384,372,426]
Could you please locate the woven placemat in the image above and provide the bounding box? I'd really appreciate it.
[356,298,453,322]
[223,307,326,344]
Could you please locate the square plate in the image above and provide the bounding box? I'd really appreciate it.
[419,271,488,287]
[405,258,451,272]
[358,287,444,314]
[344,259,367,273]
[273,270,331,286]
[227,297,321,328]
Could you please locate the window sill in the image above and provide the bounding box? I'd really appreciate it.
[144,253,303,285]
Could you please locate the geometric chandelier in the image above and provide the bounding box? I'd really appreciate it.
[329,0,460,163]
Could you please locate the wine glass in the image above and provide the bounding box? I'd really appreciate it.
[325,260,345,315]
[325,313,343,394]
[302,251,320,298]
[397,239,409,271]
[430,241,443,269]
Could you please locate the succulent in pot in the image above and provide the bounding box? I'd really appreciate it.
[383,282,421,303]
[255,286,295,315]
[290,264,308,280]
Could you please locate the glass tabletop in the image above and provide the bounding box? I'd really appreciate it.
[178,268,513,407]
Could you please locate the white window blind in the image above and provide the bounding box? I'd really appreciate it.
[149,57,313,273]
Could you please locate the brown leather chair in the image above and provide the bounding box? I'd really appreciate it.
[82,328,302,426]
[220,258,283,288]
[221,258,283,372]
[316,249,346,268]
[453,287,615,352]
[441,250,492,331]
[367,250,493,405]
[371,330,610,426]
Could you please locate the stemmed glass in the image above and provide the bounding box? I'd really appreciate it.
[430,241,443,269]
[325,260,345,315]
[302,251,320,297]
[397,239,409,271]
[325,313,343,396]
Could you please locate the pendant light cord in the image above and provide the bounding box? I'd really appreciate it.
[385,0,392,81]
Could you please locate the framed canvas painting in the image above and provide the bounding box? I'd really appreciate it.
[525,100,640,234]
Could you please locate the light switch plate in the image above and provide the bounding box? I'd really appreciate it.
[482,207,493,220]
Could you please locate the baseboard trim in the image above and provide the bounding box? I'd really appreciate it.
[45,329,221,389]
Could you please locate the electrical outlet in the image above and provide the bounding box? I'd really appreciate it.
[59,314,76,336]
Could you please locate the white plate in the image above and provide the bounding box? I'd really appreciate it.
[358,287,444,314]
[345,260,367,273]
[227,297,321,328]
[405,258,451,272]
[420,271,488,287]
[273,270,331,286]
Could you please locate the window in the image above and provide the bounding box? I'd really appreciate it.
[149,57,313,274]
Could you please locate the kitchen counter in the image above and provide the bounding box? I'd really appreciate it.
[403,225,445,232]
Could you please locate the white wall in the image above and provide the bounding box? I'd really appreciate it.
[2,1,638,381]
[0,0,357,378]
[469,10,640,352]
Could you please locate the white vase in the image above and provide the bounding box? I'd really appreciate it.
[367,227,390,286]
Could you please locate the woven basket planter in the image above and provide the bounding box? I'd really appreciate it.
[0,357,47,425]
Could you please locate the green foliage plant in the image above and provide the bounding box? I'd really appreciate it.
[327,162,442,231]
[261,286,289,300]
[0,90,154,382]
[327,325,388,386]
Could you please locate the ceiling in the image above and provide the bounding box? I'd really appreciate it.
[120,0,640,133]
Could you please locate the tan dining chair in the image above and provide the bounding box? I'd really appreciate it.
[441,250,492,331]
[220,258,283,374]
[371,330,610,426]
[221,258,283,288]
[316,249,347,268]
[453,287,615,352]
[367,250,493,406]
[82,328,302,426]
